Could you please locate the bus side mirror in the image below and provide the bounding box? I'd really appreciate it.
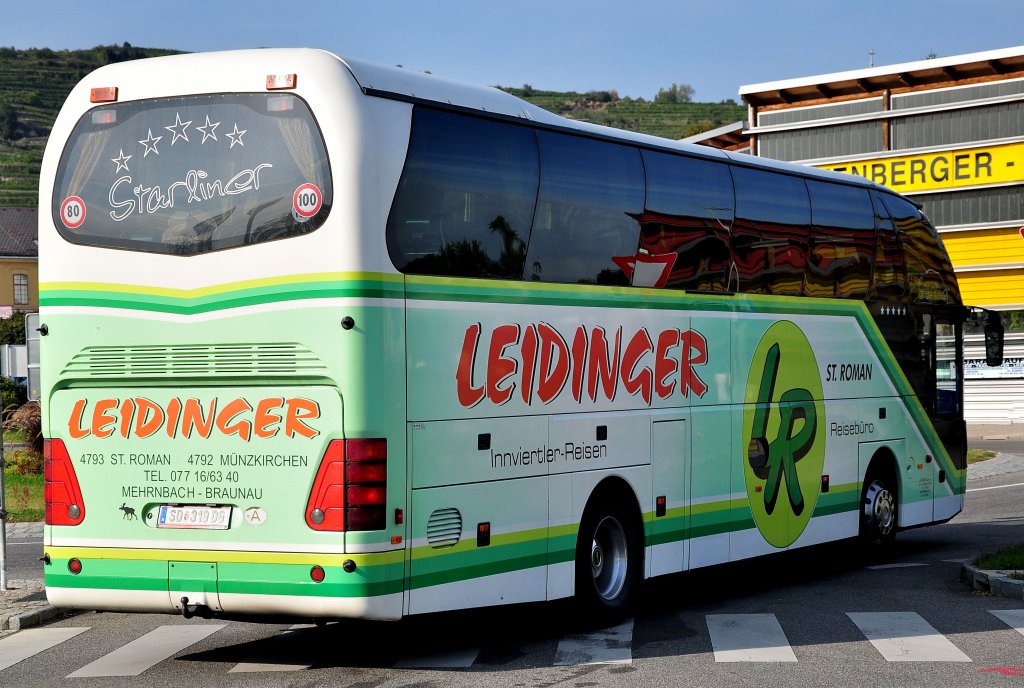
[985,314,1004,368]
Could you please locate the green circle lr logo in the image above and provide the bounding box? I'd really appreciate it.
[743,321,825,548]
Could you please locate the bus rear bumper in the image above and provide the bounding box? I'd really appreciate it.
[44,549,406,621]
[45,586,404,621]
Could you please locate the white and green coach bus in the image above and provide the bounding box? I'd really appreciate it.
[39,49,1003,622]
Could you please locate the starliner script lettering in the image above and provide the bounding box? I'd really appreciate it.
[108,164,273,221]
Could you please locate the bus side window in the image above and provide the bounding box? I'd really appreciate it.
[731,167,810,295]
[935,320,962,417]
[879,194,961,305]
[525,132,643,285]
[640,150,734,292]
[868,192,908,300]
[805,181,874,299]
[386,108,539,279]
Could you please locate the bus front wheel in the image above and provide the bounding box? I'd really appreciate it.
[575,497,641,622]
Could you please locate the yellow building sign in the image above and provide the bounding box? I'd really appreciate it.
[818,141,1024,193]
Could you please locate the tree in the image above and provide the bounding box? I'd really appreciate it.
[655,83,695,104]
[0,102,17,140]
[0,313,27,345]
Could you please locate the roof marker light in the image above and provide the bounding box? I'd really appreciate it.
[266,74,297,91]
[90,87,118,103]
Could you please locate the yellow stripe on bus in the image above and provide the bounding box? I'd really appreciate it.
[39,271,404,298]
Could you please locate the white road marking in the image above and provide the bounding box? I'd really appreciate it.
[990,610,1024,639]
[553,619,634,665]
[0,627,90,672]
[394,646,480,669]
[229,624,316,673]
[67,624,225,677]
[847,612,971,662]
[865,562,929,570]
[967,482,1024,493]
[706,614,797,662]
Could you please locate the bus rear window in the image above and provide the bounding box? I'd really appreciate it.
[52,94,332,256]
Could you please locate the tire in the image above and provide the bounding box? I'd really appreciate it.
[860,477,897,547]
[575,497,642,622]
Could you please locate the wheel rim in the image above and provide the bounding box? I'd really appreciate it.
[864,481,895,537]
[591,515,629,601]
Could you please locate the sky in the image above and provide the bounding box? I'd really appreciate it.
[5,0,1024,103]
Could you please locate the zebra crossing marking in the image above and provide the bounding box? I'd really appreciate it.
[990,610,1024,639]
[229,624,316,673]
[67,624,225,677]
[8,606,1024,675]
[394,647,480,669]
[706,614,797,662]
[553,618,633,666]
[0,627,90,672]
[847,612,971,662]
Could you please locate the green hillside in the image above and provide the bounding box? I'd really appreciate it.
[0,46,743,208]
[498,86,744,141]
[0,44,181,208]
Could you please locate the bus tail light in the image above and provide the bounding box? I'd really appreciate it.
[306,438,387,532]
[44,439,86,526]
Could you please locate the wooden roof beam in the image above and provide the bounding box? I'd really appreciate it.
[774,89,795,104]
[895,72,917,87]
[979,59,1002,75]
[855,78,875,93]
[816,83,837,98]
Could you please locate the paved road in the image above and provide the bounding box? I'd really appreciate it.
[970,437,1024,456]
[2,456,1023,687]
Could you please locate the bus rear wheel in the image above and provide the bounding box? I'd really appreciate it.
[575,497,641,622]
[861,477,897,546]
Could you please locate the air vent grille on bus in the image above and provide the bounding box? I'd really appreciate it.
[426,507,462,548]
[61,343,330,379]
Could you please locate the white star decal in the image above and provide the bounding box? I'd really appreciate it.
[164,112,192,145]
[225,123,247,149]
[110,148,132,173]
[196,115,220,144]
[138,129,162,157]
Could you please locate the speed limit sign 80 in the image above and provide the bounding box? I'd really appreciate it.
[60,196,87,229]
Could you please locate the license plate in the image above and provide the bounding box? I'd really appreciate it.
[157,505,232,530]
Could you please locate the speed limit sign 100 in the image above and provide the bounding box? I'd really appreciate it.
[292,184,323,219]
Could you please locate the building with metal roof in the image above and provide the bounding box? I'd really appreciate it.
[696,45,1024,423]
[733,45,1024,315]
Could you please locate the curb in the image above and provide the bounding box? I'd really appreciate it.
[961,562,1024,600]
[5,605,80,632]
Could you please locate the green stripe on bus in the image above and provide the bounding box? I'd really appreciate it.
[45,557,406,598]
[41,280,404,314]
[44,488,865,598]
[411,552,550,590]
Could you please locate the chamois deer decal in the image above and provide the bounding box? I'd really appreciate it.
[119,503,137,520]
